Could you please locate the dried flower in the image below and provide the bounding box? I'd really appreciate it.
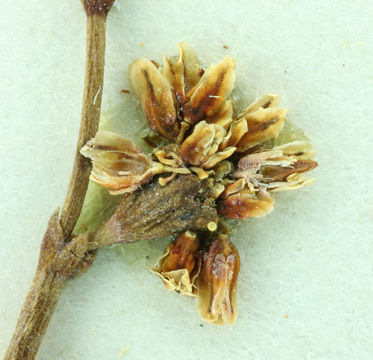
[198,234,240,325]
[219,141,318,218]
[150,231,201,296]
[129,58,178,140]
[80,130,158,194]
[81,42,318,325]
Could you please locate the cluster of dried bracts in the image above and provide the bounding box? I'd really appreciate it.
[81,42,317,325]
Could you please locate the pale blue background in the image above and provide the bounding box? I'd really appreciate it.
[1,1,372,359]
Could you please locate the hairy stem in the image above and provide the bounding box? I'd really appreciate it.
[60,13,107,239]
[4,212,95,360]
[5,2,114,359]
[4,271,65,360]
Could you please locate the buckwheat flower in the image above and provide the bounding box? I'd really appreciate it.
[80,130,157,194]
[197,234,240,325]
[81,42,318,325]
[218,141,318,218]
[150,231,201,296]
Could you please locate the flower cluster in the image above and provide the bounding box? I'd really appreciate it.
[81,42,317,325]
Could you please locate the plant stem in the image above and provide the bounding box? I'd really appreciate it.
[4,212,94,360]
[5,2,114,359]
[60,13,107,239]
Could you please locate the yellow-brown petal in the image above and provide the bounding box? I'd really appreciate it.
[261,159,318,182]
[274,141,316,160]
[213,160,234,181]
[183,56,236,124]
[80,131,155,194]
[129,59,178,140]
[202,146,236,169]
[205,100,233,129]
[180,120,233,169]
[268,173,315,192]
[236,107,287,152]
[174,42,201,104]
[198,235,240,325]
[150,231,201,296]
[243,93,281,114]
[220,117,248,150]
[89,170,152,194]
[81,131,150,174]
[179,42,202,92]
[200,124,227,164]
[179,121,215,166]
[220,178,246,199]
[162,55,175,87]
[218,189,275,219]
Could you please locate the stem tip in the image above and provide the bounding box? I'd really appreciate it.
[81,0,116,16]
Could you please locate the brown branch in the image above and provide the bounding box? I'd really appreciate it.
[5,2,114,359]
[4,212,95,360]
[61,8,112,239]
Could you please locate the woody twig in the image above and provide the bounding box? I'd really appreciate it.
[5,1,115,359]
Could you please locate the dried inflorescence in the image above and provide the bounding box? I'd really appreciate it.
[81,42,318,325]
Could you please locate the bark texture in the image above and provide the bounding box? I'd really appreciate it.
[4,212,94,360]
